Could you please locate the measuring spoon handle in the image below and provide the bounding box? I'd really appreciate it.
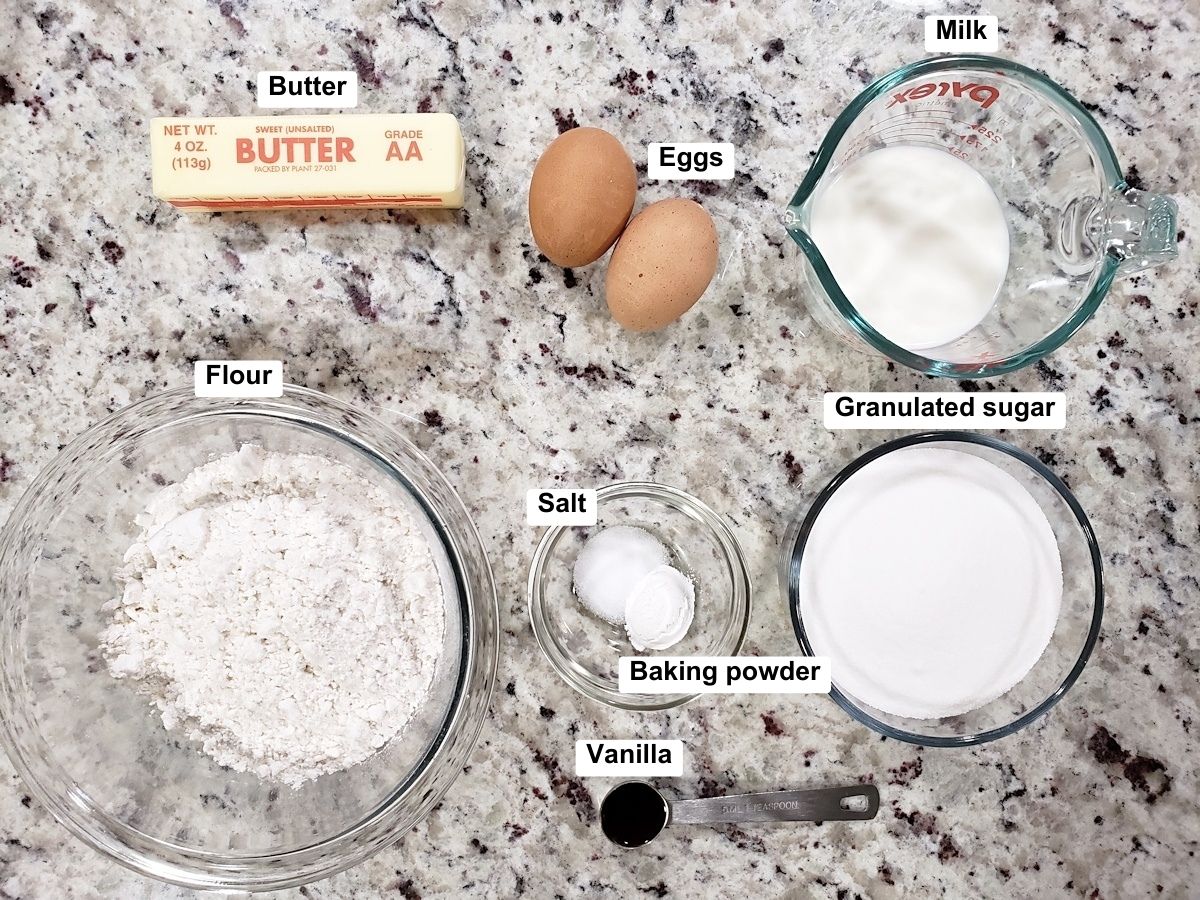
[669,784,879,825]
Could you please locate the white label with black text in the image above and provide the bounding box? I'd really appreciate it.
[924,15,999,52]
[824,392,1064,429]
[575,740,684,777]
[194,361,283,398]
[619,656,831,695]
[256,71,358,108]
[647,143,735,180]
[526,488,598,526]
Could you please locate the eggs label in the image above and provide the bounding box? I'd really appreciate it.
[647,143,735,180]
[194,361,284,398]
[619,657,831,694]
[576,740,684,777]
[526,489,598,526]
[256,71,358,108]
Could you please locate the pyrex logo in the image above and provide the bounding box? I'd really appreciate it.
[886,81,1000,110]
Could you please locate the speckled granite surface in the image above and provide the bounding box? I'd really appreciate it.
[1,0,1197,897]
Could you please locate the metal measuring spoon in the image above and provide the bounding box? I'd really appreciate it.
[600,780,880,848]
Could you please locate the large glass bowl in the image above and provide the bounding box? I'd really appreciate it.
[529,482,751,711]
[0,386,498,891]
[783,432,1103,746]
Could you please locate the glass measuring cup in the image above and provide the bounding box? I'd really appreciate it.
[785,55,1178,378]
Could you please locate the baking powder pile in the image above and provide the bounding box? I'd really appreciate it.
[99,444,445,788]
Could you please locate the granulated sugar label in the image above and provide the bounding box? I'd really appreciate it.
[824,392,1065,429]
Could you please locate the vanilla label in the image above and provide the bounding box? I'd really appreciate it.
[575,740,683,777]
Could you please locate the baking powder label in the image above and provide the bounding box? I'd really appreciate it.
[619,657,831,694]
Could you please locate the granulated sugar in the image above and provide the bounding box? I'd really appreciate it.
[99,444,445,788]
[799,446,1062,720]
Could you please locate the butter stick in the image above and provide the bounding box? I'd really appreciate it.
[150,113,464,211]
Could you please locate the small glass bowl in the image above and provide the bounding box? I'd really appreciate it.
[528,482,751,710]
[783,432,1103,747]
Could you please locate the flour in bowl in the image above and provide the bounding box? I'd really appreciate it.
[99,444,446,788]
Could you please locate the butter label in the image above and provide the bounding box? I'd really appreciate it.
[194,361,283,398]
[150,113,465,211]
[256,71,358,108]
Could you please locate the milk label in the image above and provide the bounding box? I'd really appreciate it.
[924,16,1000,53]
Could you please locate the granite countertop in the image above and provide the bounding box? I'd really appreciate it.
[1,0,1197,896]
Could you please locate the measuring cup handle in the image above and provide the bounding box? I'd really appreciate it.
[1090,186,1178,277]
[669,784,880,826]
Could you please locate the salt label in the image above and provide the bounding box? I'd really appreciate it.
[575,740,684,777]
[526,489,597,526]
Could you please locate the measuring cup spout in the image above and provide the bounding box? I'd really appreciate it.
[1089,187,1178,277]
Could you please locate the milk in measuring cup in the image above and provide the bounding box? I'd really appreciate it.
[809,146,1010,352]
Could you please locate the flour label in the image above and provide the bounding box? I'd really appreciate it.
[194,361,284,398]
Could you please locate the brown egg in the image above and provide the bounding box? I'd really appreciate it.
[528,127,637,267]
[605,199,719,331]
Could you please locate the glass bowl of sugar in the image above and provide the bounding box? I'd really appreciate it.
[784,432,1103,746]
[528,482,752,710]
